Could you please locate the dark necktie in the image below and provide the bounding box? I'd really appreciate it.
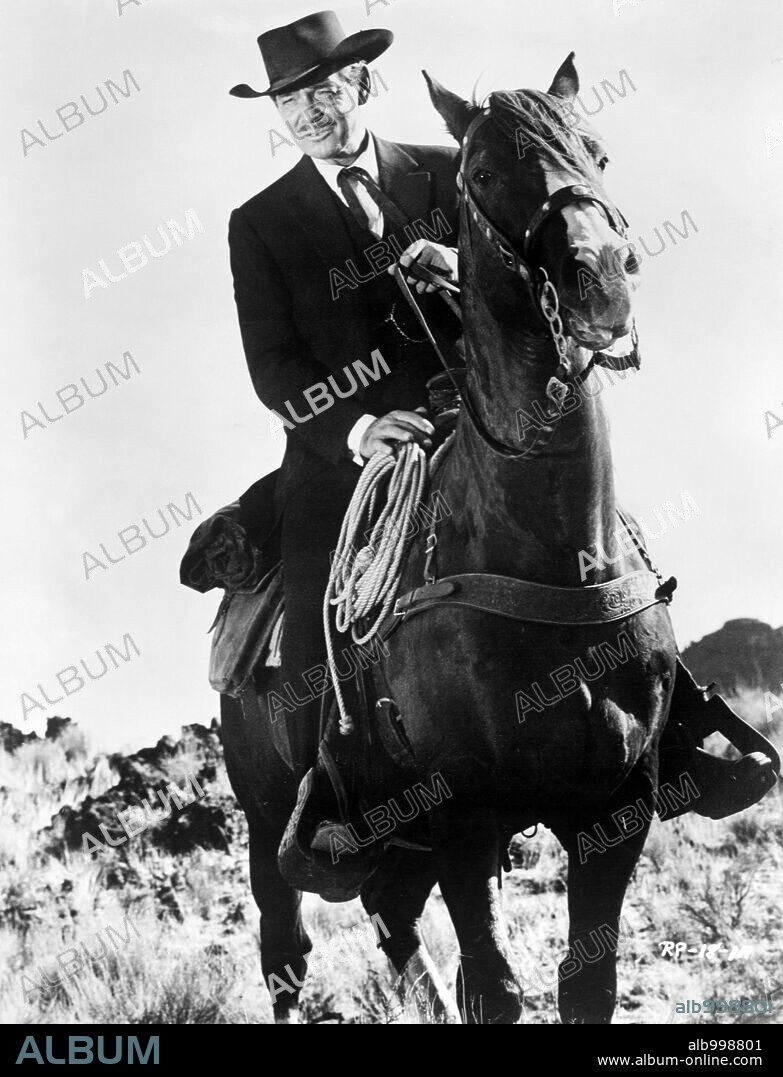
[337,166,410,236]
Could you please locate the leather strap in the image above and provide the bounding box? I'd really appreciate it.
[458,109,630,313]
[394,267,464,397]
[383,568,673,637]
[317,741,350,824]
[403,258,461,295]
[523,182,629,256]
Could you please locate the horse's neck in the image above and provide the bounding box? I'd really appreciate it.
[445,294,623,586]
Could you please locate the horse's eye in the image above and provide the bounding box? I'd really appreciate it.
[472,169,493,187]
[598,156,609,172]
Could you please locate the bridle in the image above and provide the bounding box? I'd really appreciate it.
[457,111,631,290]
[457,109,640,430]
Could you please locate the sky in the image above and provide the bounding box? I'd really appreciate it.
[2,0,782,751]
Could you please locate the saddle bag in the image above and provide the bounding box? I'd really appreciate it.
[179,469,285,697]
[208,564,284,697]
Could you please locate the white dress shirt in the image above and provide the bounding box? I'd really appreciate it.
[312,133,382,465]
[311,133,385,237]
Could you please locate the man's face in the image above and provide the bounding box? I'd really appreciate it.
[274,72,365,161]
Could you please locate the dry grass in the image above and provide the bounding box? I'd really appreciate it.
[0,697,780,1025]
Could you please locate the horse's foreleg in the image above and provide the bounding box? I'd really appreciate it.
[552,770,654,1024]
[431,809,523,1025]
[361,846,458,1023]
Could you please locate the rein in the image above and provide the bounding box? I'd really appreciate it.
[396,106,641,458]
[458,109,640,422]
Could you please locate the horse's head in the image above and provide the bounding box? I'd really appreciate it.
[425,56,639,352]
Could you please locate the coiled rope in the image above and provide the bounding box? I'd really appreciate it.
[323,441,428,735]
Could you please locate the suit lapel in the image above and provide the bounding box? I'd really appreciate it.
[280,134,434,272]
[282,155,358,274]
[374,135,432,226]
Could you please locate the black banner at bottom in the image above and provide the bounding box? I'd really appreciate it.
[0,1020,779,1069]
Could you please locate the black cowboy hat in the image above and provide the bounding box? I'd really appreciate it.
[230,10,393,99]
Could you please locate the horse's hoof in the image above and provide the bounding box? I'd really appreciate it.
[274,1011,301,1025]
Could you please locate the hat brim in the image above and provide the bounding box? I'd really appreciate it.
[230,28,393,98]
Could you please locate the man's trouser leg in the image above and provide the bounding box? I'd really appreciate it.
[280,471,356,783]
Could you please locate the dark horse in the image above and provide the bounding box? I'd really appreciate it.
[221,55,677,1024]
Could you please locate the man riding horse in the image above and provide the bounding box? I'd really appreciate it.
[227,10,775,884]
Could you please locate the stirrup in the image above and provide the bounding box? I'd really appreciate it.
[675,658,781,775]
[689,750,778,820]
[277,751,382,902]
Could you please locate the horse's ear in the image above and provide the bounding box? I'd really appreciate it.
[422,70,478,143]
[547,52,579,101]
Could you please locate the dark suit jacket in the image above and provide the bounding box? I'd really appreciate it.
[228,135,460,510]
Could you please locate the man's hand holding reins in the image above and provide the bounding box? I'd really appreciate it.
[388,239,458,294]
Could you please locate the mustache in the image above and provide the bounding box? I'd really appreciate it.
[292,119,334,138]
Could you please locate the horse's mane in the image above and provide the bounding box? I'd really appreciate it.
[479,88,606,178]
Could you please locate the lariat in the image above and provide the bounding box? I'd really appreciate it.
[323,442,428,734]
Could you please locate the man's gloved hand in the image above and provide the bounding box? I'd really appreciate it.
[387,239,458,294]
[359,407,434,459]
